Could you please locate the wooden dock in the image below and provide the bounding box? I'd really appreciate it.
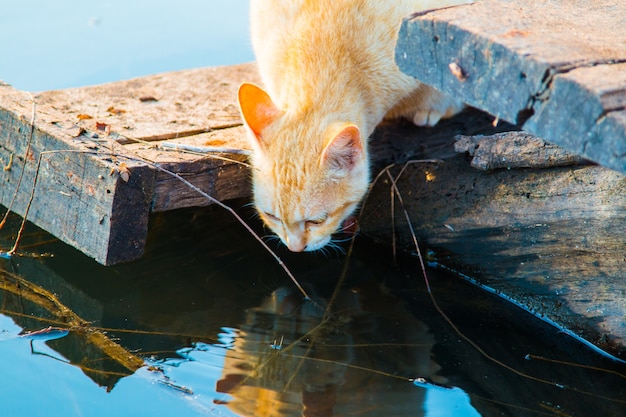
[0,64,259,265]
[380,0,626,359]
[1,0,625,358]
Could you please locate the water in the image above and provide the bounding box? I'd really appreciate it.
[1,204,625,417]
[1,2,626,416]
[0,0,254,91]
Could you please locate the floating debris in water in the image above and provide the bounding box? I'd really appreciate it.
[270,335,284,350]
[158,378,194,395]
[412,377,453,391]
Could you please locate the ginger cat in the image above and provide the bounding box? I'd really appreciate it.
[238,0,469,252]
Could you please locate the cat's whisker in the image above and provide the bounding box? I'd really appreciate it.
[316,246,331,259]
[331,235,356,244]
[261,234,283,247]
[242,201,257,210]
[324,240,347,256]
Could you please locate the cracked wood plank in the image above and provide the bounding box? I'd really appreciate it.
[395,0,626,173]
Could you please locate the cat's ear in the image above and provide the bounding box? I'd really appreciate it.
[238,83,281,142]
[320,125,364,174]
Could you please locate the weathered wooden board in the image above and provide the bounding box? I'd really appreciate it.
[0,64,259,264]
[35,64,256,142]
[395,0,626,173]
[0,86,154,265]
[36,63,260,212]
[124,126,251,212]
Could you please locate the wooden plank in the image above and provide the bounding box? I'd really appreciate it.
[1,64,260,264]
[0,86,154,265]
[124,126,251,212]
[360,131,626,358]
[35,64,259,142]
[39,63,260,212]
[395,0,626,173]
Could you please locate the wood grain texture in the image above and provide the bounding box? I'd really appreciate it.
[35,64,259,142]
[396,0,626,173]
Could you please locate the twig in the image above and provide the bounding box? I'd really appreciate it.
[148,162,311,301]
[383,160,626,404]
[6,148,311,301]
[117,135,252,168]
[0,93,36,231]
[159,141,252,155]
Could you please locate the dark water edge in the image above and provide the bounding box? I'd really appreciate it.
[1,201,625,417]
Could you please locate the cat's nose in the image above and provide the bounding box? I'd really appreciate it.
[285,236,307,252]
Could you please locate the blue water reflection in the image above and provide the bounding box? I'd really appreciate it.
[0,314,230,417]
[1,313,482,417]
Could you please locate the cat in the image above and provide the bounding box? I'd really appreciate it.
[238,0,469,252]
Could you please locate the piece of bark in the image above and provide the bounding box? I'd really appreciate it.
[455,131,586,171]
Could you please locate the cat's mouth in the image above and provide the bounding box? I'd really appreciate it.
[279,216,359,252]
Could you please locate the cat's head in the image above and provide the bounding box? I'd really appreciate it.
[238,83,369,252]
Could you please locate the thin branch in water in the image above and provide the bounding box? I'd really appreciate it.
[147,162,311,301]
[384,160,626,405]
[525,354,626,379]
[4,146,311,301]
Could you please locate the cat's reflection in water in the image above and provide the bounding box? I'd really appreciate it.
[216,281,443,417]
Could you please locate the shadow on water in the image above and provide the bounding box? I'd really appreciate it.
[1,201,626,416]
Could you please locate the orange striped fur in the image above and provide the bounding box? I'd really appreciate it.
[239,0,469,252]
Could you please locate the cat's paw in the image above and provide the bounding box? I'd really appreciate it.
[412,109,446,127]
[412,100,465,127]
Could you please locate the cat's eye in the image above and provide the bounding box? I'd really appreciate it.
[305,217,326,227]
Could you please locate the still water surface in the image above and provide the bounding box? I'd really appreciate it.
[0,0,254,91]
[0,202,626,417]
[1,2,626,416]
[1,204,625,416]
